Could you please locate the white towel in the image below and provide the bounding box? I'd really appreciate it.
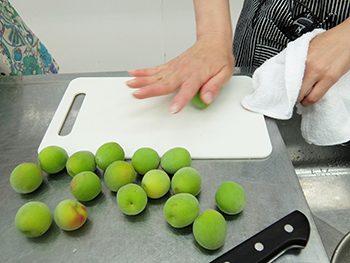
[242,29,350,146]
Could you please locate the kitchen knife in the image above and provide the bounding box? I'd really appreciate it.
[211,210,310,263]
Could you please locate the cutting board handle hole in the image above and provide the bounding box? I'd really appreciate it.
[59,93,86,136]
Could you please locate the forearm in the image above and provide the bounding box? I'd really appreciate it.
[337,16,350,37]
[193,0,233,42]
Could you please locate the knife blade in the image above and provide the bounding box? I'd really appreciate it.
[211,210,310,263]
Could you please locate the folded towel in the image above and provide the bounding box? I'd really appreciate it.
[242,29,350,146]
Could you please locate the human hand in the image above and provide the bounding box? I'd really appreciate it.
[126,33,235,113]
[298,19,350,106]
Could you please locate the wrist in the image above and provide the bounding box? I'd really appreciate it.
[194,0,233,43]
[196,32,233,49]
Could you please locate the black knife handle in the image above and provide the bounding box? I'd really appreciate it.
[211,210,310,263]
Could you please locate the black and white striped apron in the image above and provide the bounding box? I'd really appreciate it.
[233,0,350,68]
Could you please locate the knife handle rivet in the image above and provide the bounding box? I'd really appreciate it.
[284,224,294,233]
[254,242,264,252]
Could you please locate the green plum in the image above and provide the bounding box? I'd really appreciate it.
[163,193,199,228]
[104,161,135,192]
[160,147,191,175]
[191,89,210,109]
[66,150,96,177]
[10,163,43,194]
[131,147,160,175]
[15,201,52,237]
[141,169,170,199]
[95,142,125,171]
[193,209,227,250]
[116,183,148,215]
[70,171,102,201]
[171,167,202,196]
[215,181,247,215]
[38,145,68,174]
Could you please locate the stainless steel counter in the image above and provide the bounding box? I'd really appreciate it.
[0,72,329,262]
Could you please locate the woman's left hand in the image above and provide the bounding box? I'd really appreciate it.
[298,17,350,106]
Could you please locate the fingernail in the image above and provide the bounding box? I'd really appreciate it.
[170,103,179,114]
[202,92,213,104]
[126,79,135,86]
[133,89,141,96]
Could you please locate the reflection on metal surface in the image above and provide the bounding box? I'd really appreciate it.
[296,167,350,178]
[276,114,350,260]
[299,176,350,211]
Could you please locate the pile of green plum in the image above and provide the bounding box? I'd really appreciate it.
[10,142,247,251]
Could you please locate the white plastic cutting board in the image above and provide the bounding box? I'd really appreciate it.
[38,76,272,159]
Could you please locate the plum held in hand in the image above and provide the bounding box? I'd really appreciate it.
[38,145,68,174]
[10,163,43,194]
[15,201,52,237]
[191,89,210,109]
[193,209,227,250]
[54,199,88,231]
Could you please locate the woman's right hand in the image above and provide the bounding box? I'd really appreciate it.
[127,33,235,114]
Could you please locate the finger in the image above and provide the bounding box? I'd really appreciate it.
[170,73,208,114]
[126,75,160,89]
[133,74,182,100]
[300,79,332,107]
[127,67,175,88]
[200,66,233,104]
[128,64,167,78]
[298,67,318,104]
[297,85,313,105]
[170,66,234,113]
[299,63,341,106]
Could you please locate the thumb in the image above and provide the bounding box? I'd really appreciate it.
[200,68,233,104]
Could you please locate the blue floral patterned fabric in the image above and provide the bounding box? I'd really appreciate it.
[0,0,59,76]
